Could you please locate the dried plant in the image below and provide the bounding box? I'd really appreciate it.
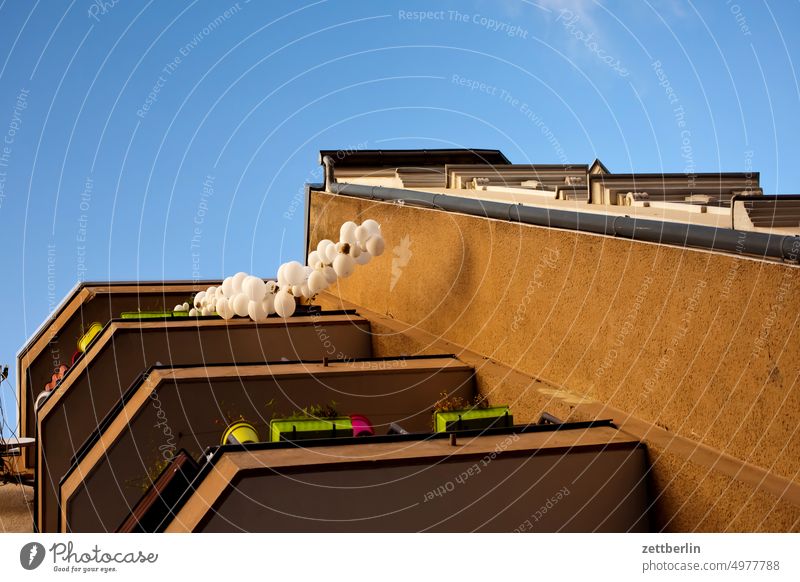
[276,401,339,420]
[433,392,489,414]
[126,456,171,493]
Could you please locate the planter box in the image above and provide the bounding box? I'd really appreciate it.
[269,417,353,442]
[121,311,190,319]
[77,322,104,352]
[434,406,513,433]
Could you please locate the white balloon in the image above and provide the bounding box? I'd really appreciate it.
[173,304,183,312]
[232,293,250,317]
[201,306,212,316]
[362,219,381,235]
[221,277,235,298]
[228,298,238,318]
[355,225,371,245]
[216,297,233,320]
[284,261,306,287]
[354,250,372,265]
[254,278,268,300]
[265,280,277,294]
[262,294,276,315]
[193,291,206,308]
[244,276,267,302]
[291,285,303,298]
[350,242,361,258]
[241,276,254,299]
[307,250,321,267]
[240,276,253,298]
[232,272,248,293]
[325,243,338,264]
[300,283,310,298]
[340,221,358,244]
[274,290,296,318]
[248,300,268,322]
[182,302,190,311]
[206,286,218,299]
[323,265,338,284]
[333,253,355,278]
[366,234,385,257]
[189,308,198,317]
[317,239,334,258]
[308,270,328,295]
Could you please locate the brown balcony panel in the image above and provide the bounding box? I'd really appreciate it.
[116,450,199,534]
[163,426,649,532]
[18,281,217,466]
[60,356,474,532]
[36,313,372,532]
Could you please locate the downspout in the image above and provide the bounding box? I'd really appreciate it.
[322,155,336,191]
[324,182,800,262]
[730,193,741,230]
[304,153,336,259]
[302,182,323,263]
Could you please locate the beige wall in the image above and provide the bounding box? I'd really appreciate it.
[0,484,32,533]
[356,302,800,532]
[309,191,800,487]
[646,446,800,532]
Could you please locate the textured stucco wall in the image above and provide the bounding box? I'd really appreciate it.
[309,191,800,486]
[0,483,32,532]
[646,447,800,532]
[316,293,800,532]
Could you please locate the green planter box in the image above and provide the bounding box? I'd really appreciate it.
[269,417,353,442]
[121,311,190,319]
[434,406,512,433]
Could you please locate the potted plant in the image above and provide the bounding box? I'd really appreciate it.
[120,309,190,319]
[77,321,104,352]
[269,402,352,442]
[433,393,513,433]
[213,408,267,445]
[220,420,260,445]
[121,300,192,319]
[127,456,171,494]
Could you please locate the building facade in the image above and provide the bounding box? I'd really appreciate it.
[7,149,800,533]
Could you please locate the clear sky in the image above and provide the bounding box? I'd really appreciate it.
[1,0,799,434]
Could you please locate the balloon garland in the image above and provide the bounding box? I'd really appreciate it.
[189,219,384,320]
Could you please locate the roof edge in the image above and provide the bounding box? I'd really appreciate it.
[318,148,511,168]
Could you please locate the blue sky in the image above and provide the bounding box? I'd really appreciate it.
[1,0,799,433]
